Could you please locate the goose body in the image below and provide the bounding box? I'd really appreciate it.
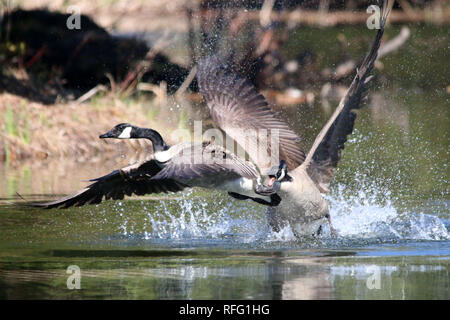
[275,166,330,236]
[149,141,273,203]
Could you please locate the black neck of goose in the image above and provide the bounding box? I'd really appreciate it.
[134,127,170,152]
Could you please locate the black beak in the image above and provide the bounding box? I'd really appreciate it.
[99,131,113,139]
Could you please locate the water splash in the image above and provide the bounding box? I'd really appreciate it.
[123,190,269,243]
[327,183,449,241]
[111,182,449,244]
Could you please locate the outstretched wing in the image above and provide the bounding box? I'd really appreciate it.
[33,160,186,209]
[305,0,393,193]
[197,56,305,174]
[151,143,259,188]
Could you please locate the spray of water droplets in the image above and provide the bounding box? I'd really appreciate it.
[107,179,448,246]
[327,183,449,241]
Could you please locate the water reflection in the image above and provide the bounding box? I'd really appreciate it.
[0,247,448,299]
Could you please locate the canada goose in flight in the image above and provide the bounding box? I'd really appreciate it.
[33,122,292,209]
[33,0,392,238]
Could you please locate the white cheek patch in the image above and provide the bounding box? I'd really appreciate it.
[277,170,285,181]
[118,126,132,139]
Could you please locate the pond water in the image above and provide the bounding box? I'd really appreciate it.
[0,25,448,299]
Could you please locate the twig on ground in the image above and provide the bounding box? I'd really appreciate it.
[260,0,275,27]
[120,30,171,96]
[378,26,410,59]
[175,66,197,99]
[75,84,107,104]
[323,26,410,80]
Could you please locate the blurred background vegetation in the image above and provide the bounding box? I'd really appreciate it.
[0,0,448,209]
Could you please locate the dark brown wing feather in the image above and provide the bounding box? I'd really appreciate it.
[197,57,305,173]
[305,0,393,193]
[152,143,259,188]
[33,160,186,209]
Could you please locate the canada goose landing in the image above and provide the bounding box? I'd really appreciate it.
[196,0,393,237]
[32,123,291,209]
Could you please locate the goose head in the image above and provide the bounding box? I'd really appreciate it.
[99,123,136,139]
[266,160,292,186]
[99,123,170,152]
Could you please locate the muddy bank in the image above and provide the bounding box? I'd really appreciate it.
[0,92,185,162]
